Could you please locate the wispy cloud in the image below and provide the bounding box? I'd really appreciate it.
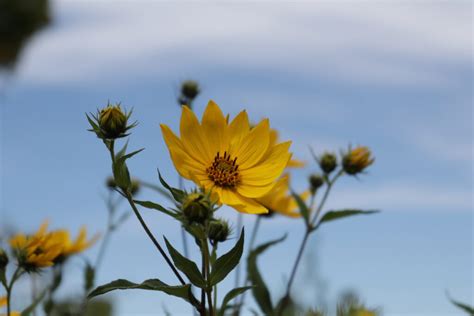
[16,1,471,87]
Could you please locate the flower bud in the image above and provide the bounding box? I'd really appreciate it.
[180,80,200,100]
[208,219,230,243]
[319,152,337,174]
[342,146,374,175]
[182,193,211,224]
[0,248,8,269]
[309,174,324,194]
[98,104,127,139]
[106,176,140,195]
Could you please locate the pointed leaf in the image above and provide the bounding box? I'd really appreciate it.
[292,191,310,224]
[134,200,178,218]
[88,278,192,303]
[218,286,253,316]
[164,237,206,288]
[315,209,378,230]
[209,229,245,286]
[158,170,185,203]
[447,293,474,314]
[247,234,287,316]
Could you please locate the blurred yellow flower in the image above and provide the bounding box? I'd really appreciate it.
[0,295,20,316]
[51,227,99,259]
[269,129,305,168]
[342,146,374,175]
[9,222,63,270]
[257,174,309,217]
[161,100,292,214]
[354,308,377,316]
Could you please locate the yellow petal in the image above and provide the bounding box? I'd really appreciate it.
[236,182,276,198]
[233,119,270,169]
[228,110,250,150]
[215,188,268,214]
[180,106,213,164]
[240,141,292,186]
[201,100,229,155]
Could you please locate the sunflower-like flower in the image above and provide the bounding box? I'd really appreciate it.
[50,227,98,262]
[342,146,375,175]
[9,222,63,271]
[257,174,309,217]
[0,295,20,316]
[161,100,292,214]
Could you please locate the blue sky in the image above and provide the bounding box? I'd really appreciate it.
[0,1,472,315]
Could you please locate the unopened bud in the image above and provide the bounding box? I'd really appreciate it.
[309,174,324,194]
[208,220,230,243]
[98,104,127,139]
[319,152,337,174]
[180,80,200,100]
[182,193,211,224]
[342,146,374,175]
[0,248,8,269]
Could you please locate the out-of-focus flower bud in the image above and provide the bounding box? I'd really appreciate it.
[309,174,324,194]
[182,192,211,224]
[98,104,127,139]
[180,80,200,100]
[319,152,337,174]
[208,219,230,243]
[0,248,8,269]
[342,146,375,175]
[106,176,140,195]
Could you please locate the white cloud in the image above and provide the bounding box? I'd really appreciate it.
[15,1,471,87]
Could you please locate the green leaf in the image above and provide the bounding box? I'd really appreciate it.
[158,170,185,203]
[247,234,287,316]
[208,228,245,286]
[88,279,192,303]
[218,286,253,316]
[315,209,379,230]
[21,288,48,316]
[292,191,310,225]
[164,237,206,288]
[134,200,178,218]
[447,293,474,314]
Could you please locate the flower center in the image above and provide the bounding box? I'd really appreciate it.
[207,151,240,188]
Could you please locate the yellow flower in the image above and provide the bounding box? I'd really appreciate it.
[0,296,20,316]
[342,146,374,175]
[51,227,99,259]
[9,222,63,270]
[269,128,305,168]
[161,100,292,214]
[353,308,377,316]
[257,174,309,217]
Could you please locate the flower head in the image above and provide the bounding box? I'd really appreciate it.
[161,100,292,214]
[257,174,309,218]
[181,192,213,224]
[208,219,230,244]
[342,146,375,175]
[9,222,63,271]
[87,103,136,140]
[319,152,338,174]
[0,249,7,269]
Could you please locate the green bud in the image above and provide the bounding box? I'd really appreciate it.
[180,80,200,101]
[319,152,337,174]
[309,174,324,194]
[208,220,230,243]
[182,193,211,224]
[0,248,8,269]
[98,104,127,139]
[106,176,140,195]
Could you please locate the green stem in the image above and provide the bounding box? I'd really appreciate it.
[125,194,187,286]
[202,239,214,316]
[7,267,23,316]
[233,213,243,291]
